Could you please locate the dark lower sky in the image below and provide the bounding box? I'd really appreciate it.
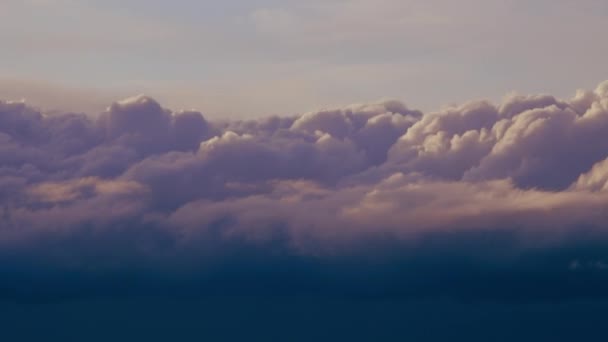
[4,297,608,341]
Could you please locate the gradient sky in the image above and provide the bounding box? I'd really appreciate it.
[2,0,608,117]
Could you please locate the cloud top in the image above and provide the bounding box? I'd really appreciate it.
[3,81,608,300]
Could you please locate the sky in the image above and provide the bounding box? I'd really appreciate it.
[3,1,608,341]
[2,0,608,117]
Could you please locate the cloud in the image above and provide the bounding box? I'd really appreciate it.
[27,177,147,204]
[2,81,608,300]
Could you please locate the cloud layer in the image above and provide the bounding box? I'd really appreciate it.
[3,81,608,300]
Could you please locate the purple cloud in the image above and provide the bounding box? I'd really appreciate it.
[3,81,608,300]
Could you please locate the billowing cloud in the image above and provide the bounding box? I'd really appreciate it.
[3,81,608,301]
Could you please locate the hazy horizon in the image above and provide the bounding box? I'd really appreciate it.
[2,0,608,117]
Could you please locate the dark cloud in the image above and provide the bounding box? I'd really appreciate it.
[2,82,608,303]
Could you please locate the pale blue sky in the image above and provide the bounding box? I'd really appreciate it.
[1,0,607,117]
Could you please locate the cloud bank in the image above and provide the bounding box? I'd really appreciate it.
[3,81,608,301]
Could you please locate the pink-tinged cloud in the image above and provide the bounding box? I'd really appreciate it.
[3,81,608,300]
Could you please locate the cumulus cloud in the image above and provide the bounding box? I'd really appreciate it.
[3,81,608,300]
